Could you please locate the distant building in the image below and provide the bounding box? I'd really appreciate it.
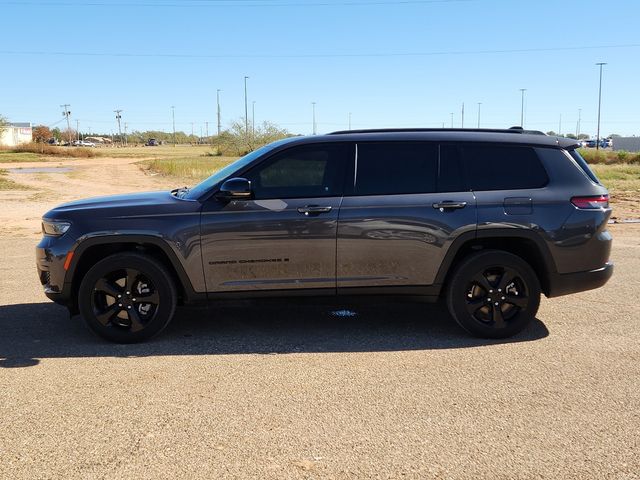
[0,122,32,147]
[612,137,640,153]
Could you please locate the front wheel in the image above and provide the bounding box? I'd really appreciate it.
[446,250,541,339]
[78,253,177,343]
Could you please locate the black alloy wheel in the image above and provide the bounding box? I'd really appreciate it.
[78,253,176,343]
[446,250,541,338]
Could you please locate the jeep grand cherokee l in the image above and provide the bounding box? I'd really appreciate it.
[36,128,613,342]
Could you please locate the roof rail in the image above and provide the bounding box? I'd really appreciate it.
[328,127,547,135]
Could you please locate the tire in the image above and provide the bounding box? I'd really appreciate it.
[446,250,541,339]
[78,253,177,343]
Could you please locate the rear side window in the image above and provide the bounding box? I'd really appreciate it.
[462,145,548,191]
[569,149,601,184]
[354,142,438,195]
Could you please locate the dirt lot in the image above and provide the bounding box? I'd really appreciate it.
[0,156,639,479]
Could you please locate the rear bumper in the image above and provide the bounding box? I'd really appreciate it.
[546,262,614,298]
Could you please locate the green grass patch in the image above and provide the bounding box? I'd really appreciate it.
[592,164,640,193]
[579,148,640,165]
[142,156,238,180]
[0,151,43,163]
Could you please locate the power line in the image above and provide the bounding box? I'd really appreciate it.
[0,0,474,8]
[1,43,638,59]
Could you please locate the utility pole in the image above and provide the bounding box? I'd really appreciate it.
[191,122,194,143]
[450,112,454,128]
[519,89,527,127]
[171,106,176,145]
[558,114,562,136]
[576,108,582,137]
[216,89,222,136]
[461,102,465,128]
[477,102,482,128]
[205,121,209,140]
[60,104,71,144]
[244,76,249,136]
[596,62,607,151]
[114,110,123,146]
[76,119,80,142]
[348,112,352,130]
[312,102,317,135]
[124,122,128,145]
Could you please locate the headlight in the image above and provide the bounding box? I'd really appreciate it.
[42,220,71,236]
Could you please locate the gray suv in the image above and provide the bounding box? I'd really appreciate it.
[36,128,613,342]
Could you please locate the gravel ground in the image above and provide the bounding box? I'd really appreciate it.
[0,160,638,479]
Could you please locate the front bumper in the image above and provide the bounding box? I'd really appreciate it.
[546,262,614,298]
[36,236,74,306]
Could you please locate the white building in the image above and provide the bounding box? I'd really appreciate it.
[0,122,32,147]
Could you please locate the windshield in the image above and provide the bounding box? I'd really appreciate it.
[184,139,293,200]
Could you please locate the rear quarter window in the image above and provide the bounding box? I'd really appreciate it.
[569,149,601,185]
[461,144,548,191]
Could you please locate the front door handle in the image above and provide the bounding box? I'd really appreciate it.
[297,205,333,216]
[432,201,467,211]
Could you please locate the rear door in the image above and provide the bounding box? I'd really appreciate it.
[336,142,477,292]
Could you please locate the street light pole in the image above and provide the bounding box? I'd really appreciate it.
[576,108,582,138]
[216,89,222,136]
[477,102,482,128]
[595,62,607,151]
[312,102,316,135]
[519,89,527,127]
[244,76,249,136]
[348,112,352,130]
[450,112,454,128]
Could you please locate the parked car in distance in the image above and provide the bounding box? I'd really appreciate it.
[37,127,613,343]
[145,138,160,146]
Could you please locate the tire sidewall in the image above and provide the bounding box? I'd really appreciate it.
[447,250,541,339]
[78,253,176,343]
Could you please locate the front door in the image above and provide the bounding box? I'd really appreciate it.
[200,143,349,293]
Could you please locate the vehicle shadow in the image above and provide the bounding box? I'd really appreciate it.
[0,299,549,368]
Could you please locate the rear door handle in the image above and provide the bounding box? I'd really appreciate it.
[432,201,467,211]
[297,205,333,216]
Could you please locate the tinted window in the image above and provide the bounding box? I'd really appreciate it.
[570,149,601,184]
[462,145,548,190]
[244,144,346,199]
[438,145,465,192]
[354,143,438,195]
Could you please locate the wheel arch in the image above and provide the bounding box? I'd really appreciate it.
[66,234,203,314]
[435,229,557,296]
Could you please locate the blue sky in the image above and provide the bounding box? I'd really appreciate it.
[1,0,639,136]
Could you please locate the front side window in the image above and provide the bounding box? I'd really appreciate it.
[354,142,438,195]
[461,144,548,191]
[244,144,347,200]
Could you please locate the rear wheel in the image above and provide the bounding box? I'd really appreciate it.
[446,250,540,338]
[78,253,177,343]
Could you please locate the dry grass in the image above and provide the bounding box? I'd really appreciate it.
[103,144,214,159]
[142,156,237,180]
[0,169,31,190]
[1,143,98,158]
[0,151,43,163]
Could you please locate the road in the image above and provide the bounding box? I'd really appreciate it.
[0,156,638,479]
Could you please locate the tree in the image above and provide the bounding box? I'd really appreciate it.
[32,125,52,143]
[0,114,8,134]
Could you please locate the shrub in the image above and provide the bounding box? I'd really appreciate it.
[6,143,98,158]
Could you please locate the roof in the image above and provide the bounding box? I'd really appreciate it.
[8,122,31,128]
[281,129,580,149]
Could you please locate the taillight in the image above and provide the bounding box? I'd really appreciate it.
[571,194,609,209]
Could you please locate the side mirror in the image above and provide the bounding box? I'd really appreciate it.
[216,177,252,201]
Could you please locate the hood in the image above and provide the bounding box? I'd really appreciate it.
[44,190,191,218]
